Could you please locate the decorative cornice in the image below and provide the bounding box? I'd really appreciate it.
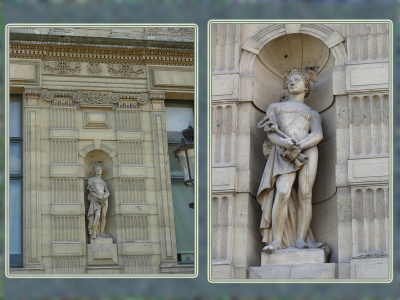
[10,32,194,51]
[10,44,194,66]
[145,27,195,42]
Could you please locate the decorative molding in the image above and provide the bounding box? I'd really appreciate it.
[72,91,119,104]
[145,27,195,42]
[149,92,165,101]
[48,28,76,36]
[10,44,194,66]
[41,89,148,106]
[24,88,42,97]
[107,63,145,77]
[86,62,102,75]
[10,59,40,86]
[43,60,81,75]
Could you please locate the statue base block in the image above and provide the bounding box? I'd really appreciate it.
[87,237,118,266]
[261,248,327,265]
[249,263,336,279]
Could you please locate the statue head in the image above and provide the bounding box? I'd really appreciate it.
[283,69,318,98]
[92,164,105,176]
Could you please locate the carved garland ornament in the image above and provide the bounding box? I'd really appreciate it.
[86,62,102,75]
[107,63,145,77]
[43,60,81,75]
[41,89,147,106]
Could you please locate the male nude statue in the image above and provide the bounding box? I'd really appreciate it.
[256,69,325,253]
[87,165,110,239]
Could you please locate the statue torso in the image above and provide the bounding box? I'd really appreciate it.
[271,101,315,141]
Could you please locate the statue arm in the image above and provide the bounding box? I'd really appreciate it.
[298,113,323,150]
[103,183,110,199]
[261,105,296,150]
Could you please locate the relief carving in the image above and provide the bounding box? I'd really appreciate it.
[43,60,81,75]
[86,62,103,75]
[107,63,145,77]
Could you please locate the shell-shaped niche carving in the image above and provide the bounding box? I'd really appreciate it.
[253,33,335,113]
[84,150,113,181]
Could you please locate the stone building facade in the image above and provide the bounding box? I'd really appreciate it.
[7,26,195,275]
[211,22,390,280]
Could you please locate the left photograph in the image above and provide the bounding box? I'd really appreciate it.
[6,25,197,277]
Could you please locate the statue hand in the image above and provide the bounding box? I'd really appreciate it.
[289,147,302,161]
[283,138,297,150]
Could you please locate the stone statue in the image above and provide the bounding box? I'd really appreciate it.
[87,165,110,239]
[257,69,329,254]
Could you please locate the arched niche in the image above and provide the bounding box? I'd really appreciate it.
[240,24,347,263]
[82,149,117,244]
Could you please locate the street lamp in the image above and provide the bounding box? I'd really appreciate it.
[174,124,194,208]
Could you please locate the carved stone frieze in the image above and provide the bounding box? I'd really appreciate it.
[10,44,194,67]
[72,91,120,104]
[40,89,148,106]
[43,60,81,75]
[86,62,103,75]
[107,63,145,77]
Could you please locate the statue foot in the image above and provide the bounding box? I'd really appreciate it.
[295,238,310,249]
[262,240,281,253]
[91,234,97,239]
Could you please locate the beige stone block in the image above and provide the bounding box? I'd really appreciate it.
[346,63,389,92]
[348,157,389,185]
[116,131,144,140]
[52,243,83,256]
[10,59,40,86]
[261,248,327,266]
[122,242,152,255]
[119,204,149,215]
[49,129,79,139]
[350,257,389,279]
[212,74,239,100]
[86,266,122,274]
[337,262,350,279]
[119,166,146,177]
[78,129,116,141]
[337,222,353,262]
[249,263,335,279]
[51,165,79,177]
[87,238,118,266]
[51,204,82,215]
[149,66,194,91]
[211,264,232,279]
[212,167,236,191]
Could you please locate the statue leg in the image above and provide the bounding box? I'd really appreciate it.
[296,146,318,249]
[262,172,296,253]
[91,209,101,239]
[99,199,108,236]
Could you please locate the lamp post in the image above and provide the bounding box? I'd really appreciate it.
[174,124,194,209]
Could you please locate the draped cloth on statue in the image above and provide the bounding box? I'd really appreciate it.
[87,183,106,235]
[256,145,330,254]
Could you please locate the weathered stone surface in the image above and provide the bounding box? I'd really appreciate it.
[249,263,336,279]
[261,248,327,266]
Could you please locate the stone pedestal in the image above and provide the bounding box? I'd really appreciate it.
[249,263,336,279]
[261,248,327,265]
[249,248,335,279]
[87,238,118,266]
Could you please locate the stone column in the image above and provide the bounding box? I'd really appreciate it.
[23,89,45,272]
[149,92,179,271]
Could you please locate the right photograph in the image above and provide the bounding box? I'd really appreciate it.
[209,21,392,281]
